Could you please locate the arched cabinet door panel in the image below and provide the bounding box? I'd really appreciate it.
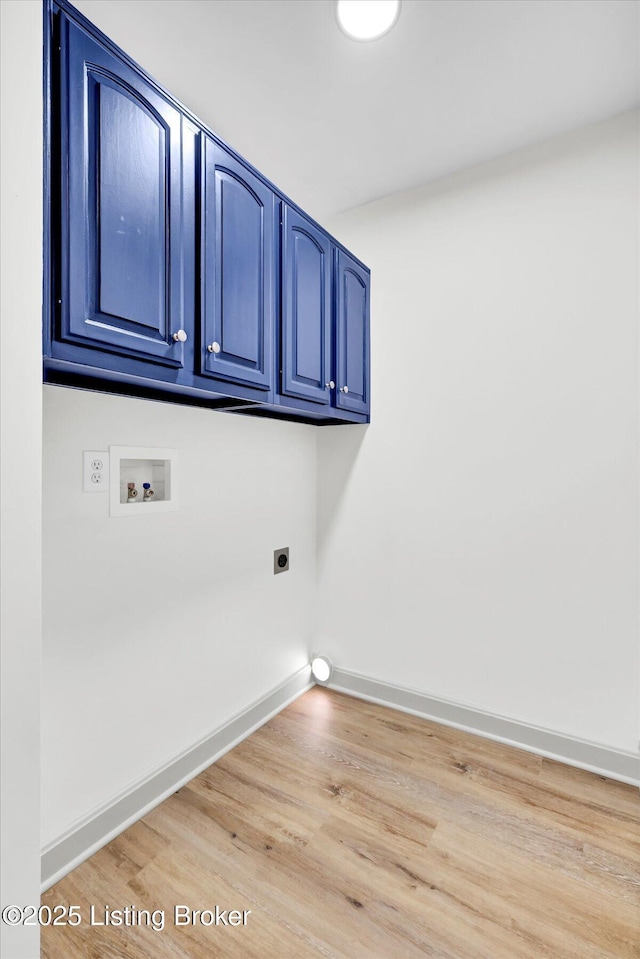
[46,2,369,422]
[281,207,332,405]
[200,135,275,390]
[59,14,186,367]
[335,250,370,416]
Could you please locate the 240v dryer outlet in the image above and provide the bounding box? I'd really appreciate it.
[274,548,289,574]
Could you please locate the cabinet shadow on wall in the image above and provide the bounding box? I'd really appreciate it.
[317,424,368,556]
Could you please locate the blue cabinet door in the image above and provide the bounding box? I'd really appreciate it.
[335,249,370,416]
[200,136,275,390]
[60,14,187,367]
[281,206,332,405]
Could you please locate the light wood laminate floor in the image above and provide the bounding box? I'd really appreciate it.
[42,687,639,958]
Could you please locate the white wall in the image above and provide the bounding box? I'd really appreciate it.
[42,387,315,845]
[319,112,639,753]
[0,2,42,956]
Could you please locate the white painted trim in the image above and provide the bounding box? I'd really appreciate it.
[42,662,637,892]
[41,666,312,891]
[328,667,640,787]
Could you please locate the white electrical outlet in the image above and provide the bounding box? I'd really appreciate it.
[83,450,110,493]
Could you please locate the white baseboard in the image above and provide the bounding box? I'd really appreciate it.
[41,666,312,892]
[42,662,638,892]
[328,667,639,787]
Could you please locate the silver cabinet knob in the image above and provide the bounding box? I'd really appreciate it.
[172,330,187,343]
[340,385,349,393]
[207,342,221,354]
[325,381,335,389]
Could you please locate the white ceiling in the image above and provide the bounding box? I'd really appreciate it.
[75,0,639,222]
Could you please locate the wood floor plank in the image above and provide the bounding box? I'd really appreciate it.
[41,687,640,958]
[245,695,639,906]
[425,820,639,959]
[538,755,640,819]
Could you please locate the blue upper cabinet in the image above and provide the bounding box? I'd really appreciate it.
[200,136,275,391]
[335,250,370,417]
[281,206,332,405]
[46,0,370,424]
[59,14,187,367]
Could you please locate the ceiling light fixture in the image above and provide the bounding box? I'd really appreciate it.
[336,0,401,41]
